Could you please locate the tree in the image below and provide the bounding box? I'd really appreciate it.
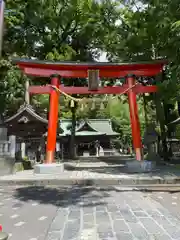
[0,59,25,117]
[99,0,180,159]
[2,0,119,121]
[5,0,118,59]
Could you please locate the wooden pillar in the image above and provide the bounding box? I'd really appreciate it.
[45,74,60,164]
[127,74,142,161]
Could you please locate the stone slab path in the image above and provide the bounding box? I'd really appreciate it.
[1,186,180,239]
[0,166,180,186]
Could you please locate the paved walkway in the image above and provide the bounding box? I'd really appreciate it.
[1,186,180,239]
[47,189,180,240]
[0,165,180,185]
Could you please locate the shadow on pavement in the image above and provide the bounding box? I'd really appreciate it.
[13,183,180,210]
[97,186,180,193]
[13,185,110,207]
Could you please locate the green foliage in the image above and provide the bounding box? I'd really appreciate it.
[4,0,117,60]
[1,0,118,117]
[0,59,25,116]
[99,0,180,147]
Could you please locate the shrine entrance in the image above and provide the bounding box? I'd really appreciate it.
[14,59,166,163]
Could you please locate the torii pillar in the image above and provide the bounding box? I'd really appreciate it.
[45,74,60,163]
[34,74,63,173]
[127,74,142,161]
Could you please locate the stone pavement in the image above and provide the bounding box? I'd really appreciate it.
[151,191,180,219]
[1,186,180,239]
[46,188,180,240]
[0,165,180,186]
[0,186,58,240]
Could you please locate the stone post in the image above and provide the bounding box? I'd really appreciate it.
[9,135,16,158]
[21,142,26,159]
[4,142,8,154]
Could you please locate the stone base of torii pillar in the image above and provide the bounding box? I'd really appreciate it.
[125,160,156,173]
[34,163,64,174]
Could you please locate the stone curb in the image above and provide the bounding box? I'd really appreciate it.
[0,176,180,186]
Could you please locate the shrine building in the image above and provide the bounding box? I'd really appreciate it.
[2,103,118,160]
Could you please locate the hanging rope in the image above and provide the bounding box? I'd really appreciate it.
[49,83,138,103]
[49,85,81,102]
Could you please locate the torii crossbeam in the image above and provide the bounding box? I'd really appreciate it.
[14,59,167,163]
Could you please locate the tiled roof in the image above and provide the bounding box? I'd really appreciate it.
[85,119,118,135]
[74,131,106,136]
[4,104,48,124]
[4,104,118,137]
[59,119,118,136]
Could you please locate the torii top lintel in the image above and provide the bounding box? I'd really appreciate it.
[14,58,167,78]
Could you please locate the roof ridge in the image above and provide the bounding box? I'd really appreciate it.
[4,104,48,124]
[59,118,111,121]
[88,119,111,122]
[76,121,99,132]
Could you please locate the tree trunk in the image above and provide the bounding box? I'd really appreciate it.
[69,107,76,160]
[154,93,168,161]
[163,103,172,139]
[143,94,148,126]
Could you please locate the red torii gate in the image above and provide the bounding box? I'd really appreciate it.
[14,59,167,163]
